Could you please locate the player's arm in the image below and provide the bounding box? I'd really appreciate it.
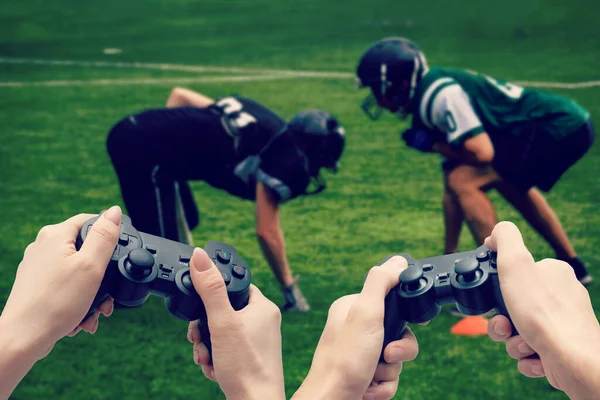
[425,83,494,165]
[166,87,215,108]
[255,182,292,286]
[442,176,464,253]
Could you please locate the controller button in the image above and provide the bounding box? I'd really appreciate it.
[145,245,157,254]
[400,266,426,292]
[179,254,191,264]
[476,251,489,261]
[422,263,434,271]
[160,265,173,274]
[181,271,194,291]
[437,272,450,280]
[232,265,247,279]
[222,272,232,285]
[125,248,155,278]
[454,258,481,283]
[490,257,497,269]
[217,251,232,264]
[118,233,130,246]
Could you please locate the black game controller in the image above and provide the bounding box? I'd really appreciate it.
[378,245,513,359]
[76,212,251,356]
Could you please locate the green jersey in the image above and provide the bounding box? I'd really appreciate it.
[410,67,590,146]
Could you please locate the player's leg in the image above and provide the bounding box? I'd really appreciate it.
[496,120,594,282]
[445,164,501,244]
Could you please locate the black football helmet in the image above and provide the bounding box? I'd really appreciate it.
[288,109,345,194]
[356,37,428,120]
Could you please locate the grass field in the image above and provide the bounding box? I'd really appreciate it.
[2,0,600,399]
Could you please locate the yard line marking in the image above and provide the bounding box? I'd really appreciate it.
[0,75,303,87]
[0,57,354,78]
[1,56,599,89]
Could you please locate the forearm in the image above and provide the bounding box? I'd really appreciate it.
[555,347,600,400]
[0,319,44,399]
[443,188,464,253]
[166,87,215,108]
[257,228,291,285]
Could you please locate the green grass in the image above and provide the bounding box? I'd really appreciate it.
[1,0,600,399]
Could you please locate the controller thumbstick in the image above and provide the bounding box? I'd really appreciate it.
[400,266,425,292]
[125,248,155,278]
[454,258,481,284]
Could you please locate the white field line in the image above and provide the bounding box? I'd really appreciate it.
[0,56,599,89]
[0,74,305,87]
[0,57,354,78]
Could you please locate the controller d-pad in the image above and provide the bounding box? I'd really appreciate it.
[454,258,481,284]
[119,233,130,246]
[217,251,231,264]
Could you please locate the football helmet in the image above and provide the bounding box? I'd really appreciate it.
[288,109,345,193]
[356,37,428,119]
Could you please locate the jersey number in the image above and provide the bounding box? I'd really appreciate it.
[215,97,257,128]
[484,75,524,99]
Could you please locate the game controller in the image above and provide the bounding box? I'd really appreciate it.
[76,212,251,356]
[378,245,513,360]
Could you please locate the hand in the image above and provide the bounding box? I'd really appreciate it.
[401,127,436,152]
[293,256,418,400]
[485,221,600,398]
[0,207,121,359]
[186,249,285,400]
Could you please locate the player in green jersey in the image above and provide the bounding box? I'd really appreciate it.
[356,37,594,284]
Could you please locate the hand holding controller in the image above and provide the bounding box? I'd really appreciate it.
[378,244,511,358]
[76,212,251,356]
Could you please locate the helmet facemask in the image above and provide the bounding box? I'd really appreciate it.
[358,53,427,120]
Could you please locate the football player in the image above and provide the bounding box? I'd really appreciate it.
[106,87,346,311]
[356,37,594,284]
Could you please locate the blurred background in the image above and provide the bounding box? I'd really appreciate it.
[1,0,599,398]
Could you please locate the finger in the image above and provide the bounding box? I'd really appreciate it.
[188,320,201,344]
[193,342,212,366]
[98,297,115,317]
[189,248,235,322]
[201,365,217,382]
[383,327,418,363]
[506,336,536,360]
[59,213,100,240]
[361,256,408,302]
[246,284,268,306]
[517,356,546,378]
[363,380,398,400]
[372,361,403,383]
[75,206,122,273]
[486,222,535,278]
[487,315,513,341]
[67,326,83,337]
[80,309,101,333]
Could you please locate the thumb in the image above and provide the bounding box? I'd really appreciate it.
[77,206,122,272]
[189,248,234,321]
[484,221,535,279]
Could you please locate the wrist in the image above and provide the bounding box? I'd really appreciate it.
[293,370,356,400]
[549,336,600,399]
[0,314,52,362]
[227,378,285,400]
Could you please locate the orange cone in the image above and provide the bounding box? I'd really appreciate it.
[450,316,489,336]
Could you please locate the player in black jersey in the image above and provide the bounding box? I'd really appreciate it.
[106,87,346,311]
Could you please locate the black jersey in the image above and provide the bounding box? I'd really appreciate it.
[202,96,311,203]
